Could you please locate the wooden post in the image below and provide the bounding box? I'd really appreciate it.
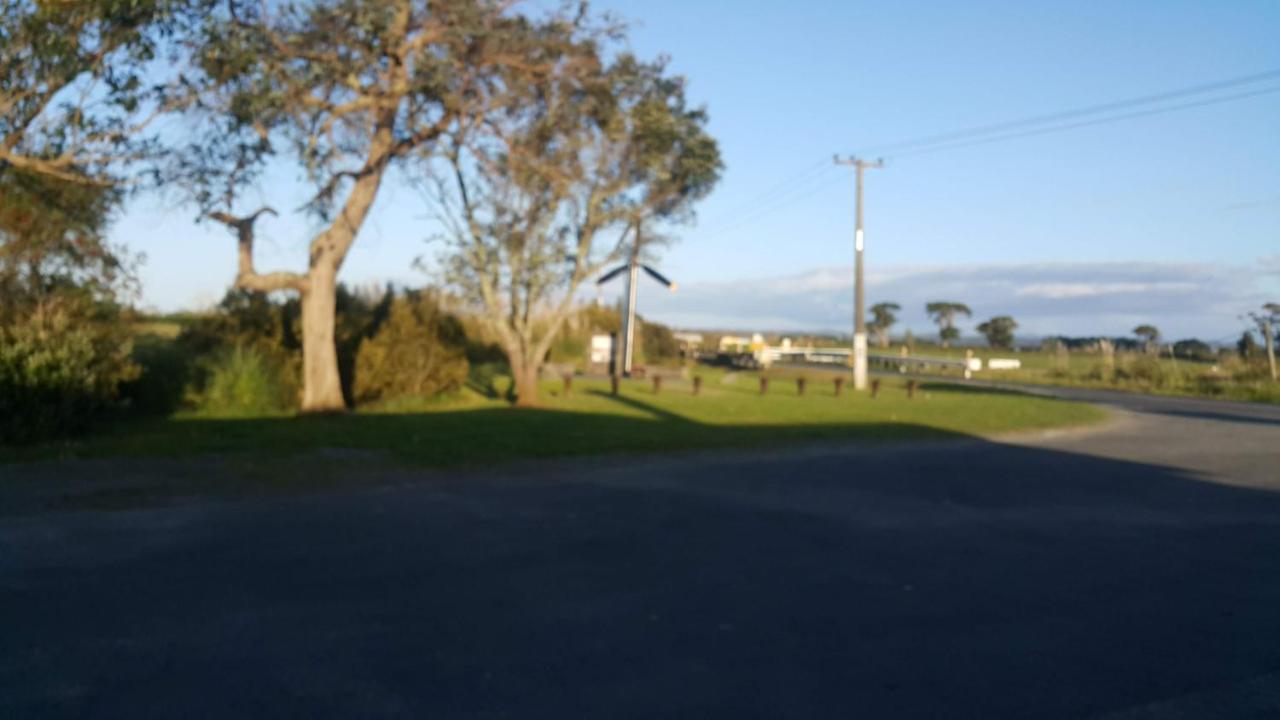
[692,376,702,395]
[907,379,918,399]
[610,375,619,396]
[834,377,844,397]
[796,377,806,396]
[870,379,880,398]
[759,377,769,395]
[563,374,572,396]
[652,375,662,395]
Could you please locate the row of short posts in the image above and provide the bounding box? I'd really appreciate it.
[750,375,920,399]
[582,373,919,398]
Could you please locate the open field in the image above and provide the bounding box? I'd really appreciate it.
[868,345,1280,404]
[2,371,1103,469]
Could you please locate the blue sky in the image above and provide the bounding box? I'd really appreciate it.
[117,0,1280,340]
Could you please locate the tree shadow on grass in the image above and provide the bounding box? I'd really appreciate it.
[2,390,985,515]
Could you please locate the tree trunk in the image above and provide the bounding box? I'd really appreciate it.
[300,262,345,413]
[510,353,541,408]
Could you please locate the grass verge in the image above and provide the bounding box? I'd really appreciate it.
[5,371,1104,467]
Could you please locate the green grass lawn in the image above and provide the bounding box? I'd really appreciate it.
[6,371,1105,468]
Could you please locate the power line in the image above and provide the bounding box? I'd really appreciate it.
[890,85,1280,159]
[699,70,1280,239]
[699,165,842,240]
[700,157,830,228]
[853,68,1280,157]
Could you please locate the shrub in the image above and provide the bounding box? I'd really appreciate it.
[0,314,138,443]
[120,332,195,415]
[640,319,679,363]
[1121,355,1167,386]
[1,167,136,442]
[466,361,509,399]
[353,291,469,405]
[188,345,295,416]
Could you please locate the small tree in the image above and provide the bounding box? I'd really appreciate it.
[976,315,1017,350]
[925,301,971,348]
[868,302,900,348]
[426,48,721,406]
[1133,324,1161,354]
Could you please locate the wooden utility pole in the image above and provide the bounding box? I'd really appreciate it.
[835,156,884,390]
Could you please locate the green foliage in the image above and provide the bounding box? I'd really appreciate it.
[1,0,188,183]
[0,164,136,443]
[173,289,302,409]
[0,310,138,443]
[166,285,392,411]
[120,331,194,415]
[1117,355,1166,386]
[976,315,1018,349]
[189,345,294,417]
[466,362,508,400]
[1132,324,1160,353]
[640,319,679,364]
[1172,339,1214,362]
[868,302,900,346]
[926,301,971,346]
[352,291,469,405]
[1238,330,1260,359]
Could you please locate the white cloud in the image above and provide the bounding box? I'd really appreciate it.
[1013,282,1198,299]
[634,261,1270,340]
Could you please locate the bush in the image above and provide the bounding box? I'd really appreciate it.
[188,345,295,416]
[0,315,138,443]
[640,319,679,363]
[1119,355,1167,387]
[120,332,195,415]
[353,291,469,405]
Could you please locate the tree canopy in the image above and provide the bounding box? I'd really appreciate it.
[925,301,971,348]
[1,0,186,184]
[424,42,721,405]
[1133,324,1160,353]
[868,302,900,348]
[976,315,1017,350]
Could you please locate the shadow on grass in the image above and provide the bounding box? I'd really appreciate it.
[0,394,987,516]
[11,385,1013,463]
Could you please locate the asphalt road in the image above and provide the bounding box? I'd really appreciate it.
[2,388,1278,718]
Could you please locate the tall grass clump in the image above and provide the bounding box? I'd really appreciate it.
[189,346,295,417]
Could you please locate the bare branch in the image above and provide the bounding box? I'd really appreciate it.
[206,207,308,293]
